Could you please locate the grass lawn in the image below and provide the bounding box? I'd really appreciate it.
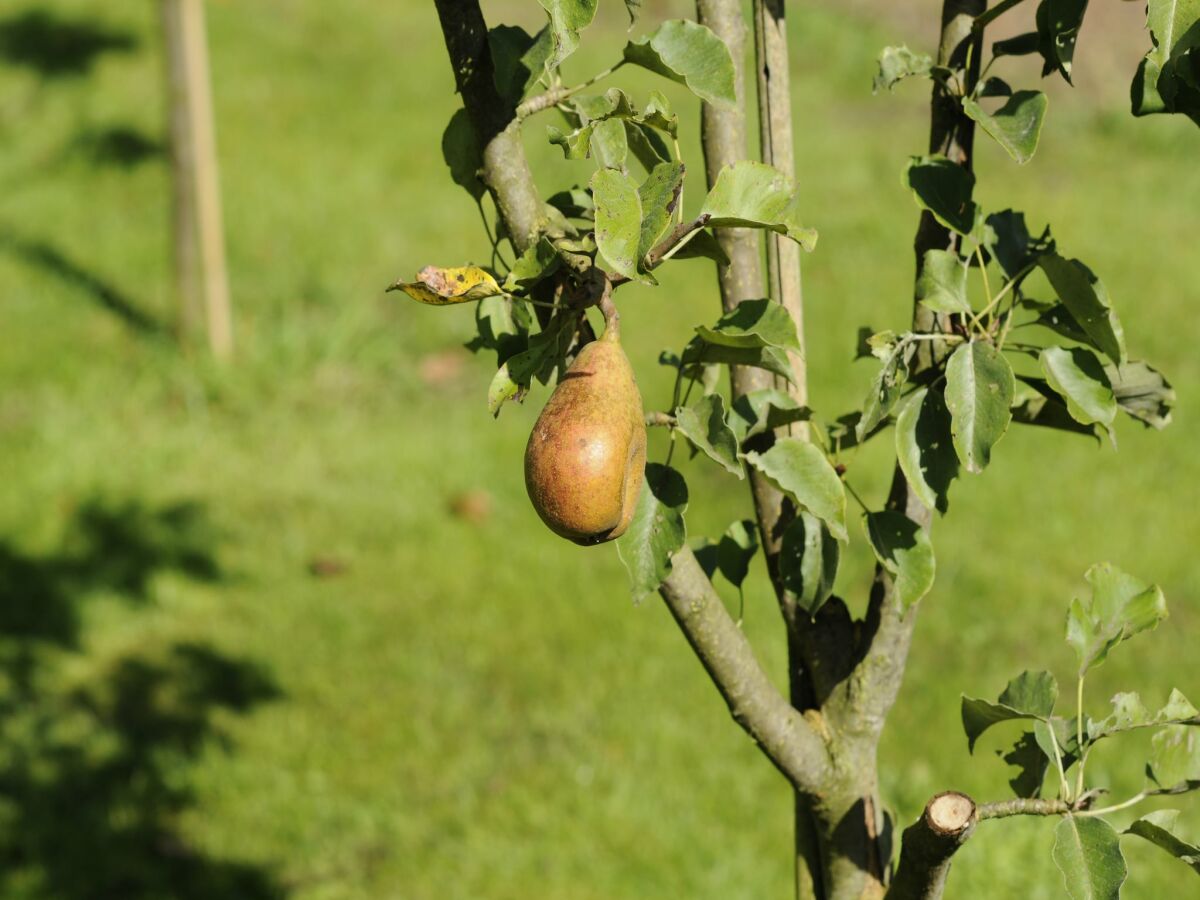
[0,0,1197,897]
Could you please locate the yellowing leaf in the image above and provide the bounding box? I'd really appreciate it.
[388,265,504,305]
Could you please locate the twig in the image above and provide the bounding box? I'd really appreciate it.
[610,214,712,287]
[516,60,627,119]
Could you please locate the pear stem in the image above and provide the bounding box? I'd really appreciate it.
[598,282,620,343]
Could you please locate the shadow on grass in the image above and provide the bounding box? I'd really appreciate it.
[70,124,164,168]
[0,9,137,79]
[0,228,167,336]
[0,499,287,898]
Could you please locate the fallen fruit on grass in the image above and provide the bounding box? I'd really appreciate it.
[524,310,646,545]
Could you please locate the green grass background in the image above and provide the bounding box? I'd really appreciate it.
[1,0,1197,896]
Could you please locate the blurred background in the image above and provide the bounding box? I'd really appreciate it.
[1,0,1196,897]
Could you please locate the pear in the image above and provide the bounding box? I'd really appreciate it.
[524,318,646,545]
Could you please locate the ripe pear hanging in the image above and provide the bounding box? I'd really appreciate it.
[524,308,646,545]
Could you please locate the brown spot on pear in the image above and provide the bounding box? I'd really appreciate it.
[524,320,646,545]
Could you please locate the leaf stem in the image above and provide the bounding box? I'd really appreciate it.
[1075,675,1086,800]
[1076,792,1149,819]
[843,479,870,514]
[1046,721,1072,803]
[972,0,1028,33]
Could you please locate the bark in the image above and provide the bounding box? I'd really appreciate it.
[659,547,832,794]
[432,0,543,254]
[887,793,976,900]
[162,0,232,359]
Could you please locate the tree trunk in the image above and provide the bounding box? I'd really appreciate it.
[161,0,232,359]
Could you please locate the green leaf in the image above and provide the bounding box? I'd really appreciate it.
[489,25,552,103]
[864,511,935,611]
[916,249,970,313]
[1132,0,1200,118]
[625,121,672,172]
[538,0,598,69]
[1039,253,1126,365]
[1105,360,1175,429]
[623,19,737,108]
[985,209,1037,278]
[904,155,978,236]
[716,519,758,589]
[486,313,576,416]
[673,392,743,477]
[1149,726,1200,791]
[680,339,795,383]
[857,340,913,440]
[639,90,678,135]
[895,387,959,514]
[616,463,688,603]
[699,161,818,250]
[1066,563,1167,676]
[590,168,642,281]
[591,117,629,172]
[728,389,811,442]
[1036,0,1090,83]
[1039,346,1117,429]
[1053,816,1127,900]
[743,438,847,541]
[1011,380,1102,441]
[873,46,933,93]
[695,298,802,352]
[977,76,1014,98]
[670,229,730,265]
[961,670,1058,752]
[780,512,840,615]
[1089,689,1199,741]
[503,236,562,291]
[944,341,1015,474]
[637,161,685,270]
[441,108,484,200]
[547,123,592,160]
[963,90,1048,164]
[1124,810,1200,875]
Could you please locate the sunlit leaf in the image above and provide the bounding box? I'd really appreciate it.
[695,298,802,352]
[700,161,818,250]
[1039,346,1116,429]
[873,45,932,93]
[1125,810,1200,875]
[915,249,970,314]
[538,0,598,69]
[623,19,736,108]
[744,438,847,541]
[1066,562,1167,675]
[591,167,642,281]
[963,90,1048,164]
[1053,816,1126,900]
[962,670,1058,752]
[674,392,742,477]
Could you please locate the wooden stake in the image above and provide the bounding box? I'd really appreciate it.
[162,0,232,359]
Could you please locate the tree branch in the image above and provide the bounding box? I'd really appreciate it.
[658,546,832,795]
[432,0,543,254]
[837,0,985,741]
[887,792,976,900]
[609,214,712,288]
[695,0,799,632]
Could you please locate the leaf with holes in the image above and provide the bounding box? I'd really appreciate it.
[389,265,504,305]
